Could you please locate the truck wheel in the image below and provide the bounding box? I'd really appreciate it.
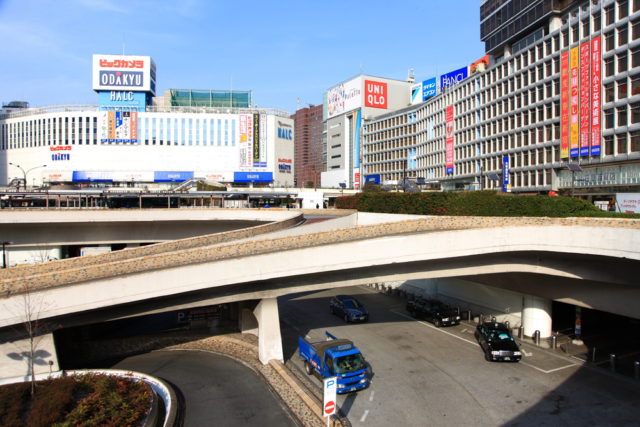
[304,361,313,375]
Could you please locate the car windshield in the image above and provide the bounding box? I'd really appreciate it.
[333,354,366,374]
[489,331,513,341]
[343,299,361,309]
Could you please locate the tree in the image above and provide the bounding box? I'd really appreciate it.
[6,283,54,396]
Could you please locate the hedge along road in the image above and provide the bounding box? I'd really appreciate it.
[110,350,299,427]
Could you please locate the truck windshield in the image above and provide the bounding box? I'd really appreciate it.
[333,354,365,374]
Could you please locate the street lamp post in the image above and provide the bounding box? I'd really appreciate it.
[565,163,583,197]
[2,241,13,268]
[8,163,47,191]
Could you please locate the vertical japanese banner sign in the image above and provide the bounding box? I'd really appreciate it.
[560,51,570,158]
[239,115,248,167]
[108,111,116,141]
[131,111,138,143]
[252,114,260,167]
[591,36,602,156]
[445,105,454,174]
[353,109,362,189]
[579,42,591,157]
[502,155,510,193]
[259,115,267,167]
[569,47,580,158]
[100,111,109,142]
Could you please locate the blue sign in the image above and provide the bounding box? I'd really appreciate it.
[154,171,194,182]
[234,172,273,183]
[422,77,437,100]
[99,71,143,87]
[72,171,113,182]
[502,156,510,193]
[277,128,293,140]
[365,174,381,184]
[51,153,70,161]
[98,91,147,111]
[440,67,468,91]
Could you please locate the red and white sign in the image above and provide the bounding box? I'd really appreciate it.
[324,401,335,416]
[560,51,570,158]
[445,105,454,174]
[579,42,590,156]
[323,377,337,417]
[364,80,387,109]
[591,36,602,156]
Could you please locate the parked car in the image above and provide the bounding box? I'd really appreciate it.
[474,322,522,362]
[330,295,369,323]
[406,298,460,327]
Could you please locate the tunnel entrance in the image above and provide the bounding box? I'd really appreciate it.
[55,303,239,369]
[552,301,640,374]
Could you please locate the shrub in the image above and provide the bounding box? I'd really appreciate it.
[335,191,640,218]
[0,374,152,427]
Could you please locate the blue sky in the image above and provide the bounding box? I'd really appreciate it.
[0,0,484,113]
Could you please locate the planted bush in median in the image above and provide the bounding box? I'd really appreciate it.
[0,373,152,427]
[335,191,640,218]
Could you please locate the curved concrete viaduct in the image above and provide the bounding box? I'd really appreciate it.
[0,211,638,379]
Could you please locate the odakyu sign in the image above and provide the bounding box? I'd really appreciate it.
[92,54,155,94]
[440,66,468,91]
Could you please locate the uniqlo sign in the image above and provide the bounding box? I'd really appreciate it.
[364,80,387,109]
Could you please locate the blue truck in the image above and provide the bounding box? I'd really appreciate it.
[298,331,369,394]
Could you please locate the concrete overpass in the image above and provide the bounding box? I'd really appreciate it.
[0,210,638,380]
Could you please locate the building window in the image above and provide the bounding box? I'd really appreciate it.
[631,102,640,123]
[619,0,629,20]
[605,82,615,102]
[618,79,629,99]
[631,130,640,152]
[618,105,628,126]
[618,52,628,73]
[606,31,615,50]
[604,135,615,154]
[605,57,615,76]
[618,25,629,46]
[617,133,628,153]
[632,75,640,95]
[593,12,601,32]
[605,109,615,128]
[605,5,615,26]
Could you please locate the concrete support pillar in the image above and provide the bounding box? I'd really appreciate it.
[522,295,552,338]
[253,298,284,364]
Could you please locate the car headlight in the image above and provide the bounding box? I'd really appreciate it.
[360,379,368,384]
[491,351,500,355]
[456,316,461,320]
[337,384,345,388]
[442,317,449,321]
[514,351,521,356]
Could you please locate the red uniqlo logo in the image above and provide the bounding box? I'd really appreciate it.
[364,80,387,109]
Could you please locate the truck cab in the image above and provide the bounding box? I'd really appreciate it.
[298,332,369,394]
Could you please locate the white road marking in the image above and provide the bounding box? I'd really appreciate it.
[520,361,576,374]
[360,409,369,423]
[391,310,478,345]
[522,349,533,357]
[391,309,579,374]
[369,390,375,401]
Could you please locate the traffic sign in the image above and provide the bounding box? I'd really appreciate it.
[323,377,337,417]
[324,401,335,415]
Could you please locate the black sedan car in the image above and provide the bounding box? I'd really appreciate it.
[474,322,522,362]
[330,295,369,323]
[406,298,460,327]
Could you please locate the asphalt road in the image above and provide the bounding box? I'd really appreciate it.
[279,286,640,427]
[110,350,298,427]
